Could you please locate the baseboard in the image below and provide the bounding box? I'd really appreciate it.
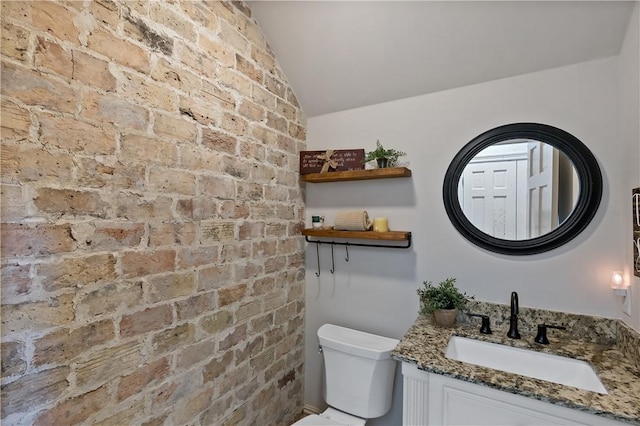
[303,404,322,416]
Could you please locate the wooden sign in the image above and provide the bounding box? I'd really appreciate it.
[299,149,365,174]
[633,187,640,277]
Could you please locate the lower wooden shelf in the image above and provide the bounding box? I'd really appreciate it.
[302,228,410,241]
[301,228,412,248]
[303,228,412,275]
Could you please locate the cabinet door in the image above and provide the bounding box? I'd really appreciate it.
[402,363,628,426]
[428,374,625,426]
[432,378,575,425]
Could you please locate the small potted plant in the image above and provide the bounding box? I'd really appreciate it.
[363,140,406,168]
[417,278,472,327]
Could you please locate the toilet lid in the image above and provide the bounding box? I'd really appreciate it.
[291,414,343,426]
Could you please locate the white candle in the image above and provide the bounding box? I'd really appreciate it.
[373,217,389,232]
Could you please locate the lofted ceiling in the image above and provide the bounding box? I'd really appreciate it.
[250,1,636,118]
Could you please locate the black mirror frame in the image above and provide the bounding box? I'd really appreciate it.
[443,123,603,255]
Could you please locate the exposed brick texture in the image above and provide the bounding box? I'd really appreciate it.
[0,1,306,425]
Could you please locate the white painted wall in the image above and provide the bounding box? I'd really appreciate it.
[303,55,635,425]
[619,3,640,330]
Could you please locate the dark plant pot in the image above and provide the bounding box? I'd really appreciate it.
[433,308,458,328]
[376,157,389,168]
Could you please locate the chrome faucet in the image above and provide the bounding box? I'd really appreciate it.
[507,291,521,339]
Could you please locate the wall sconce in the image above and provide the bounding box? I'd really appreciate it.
[611,271,631,315]
[611,271,625,292]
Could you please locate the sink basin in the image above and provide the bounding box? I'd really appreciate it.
[445,336,608,394]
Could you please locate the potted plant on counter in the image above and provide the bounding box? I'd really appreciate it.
[363,140,406,168]
[417,277,472,327]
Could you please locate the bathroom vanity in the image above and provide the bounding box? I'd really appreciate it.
[393,310,640,425]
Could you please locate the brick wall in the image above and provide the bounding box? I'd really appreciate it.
[0,1,306,424]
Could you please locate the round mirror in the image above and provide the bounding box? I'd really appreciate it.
[443,123,602,255]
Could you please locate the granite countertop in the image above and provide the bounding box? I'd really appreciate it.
[392,315,640,425]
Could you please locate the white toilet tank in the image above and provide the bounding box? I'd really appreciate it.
[318,324,399,419]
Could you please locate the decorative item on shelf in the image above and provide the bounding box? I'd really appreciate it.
[363,140,407,169]
[299,149,365,174]
[312,215,325,229]
[417,277,473,328]
[334,210,373,231]
[373,217,389,232]
[317,150,337,173]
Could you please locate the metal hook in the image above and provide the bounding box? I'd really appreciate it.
[345,242,349,262]
[315,242,320,277]
[330,243,335,274]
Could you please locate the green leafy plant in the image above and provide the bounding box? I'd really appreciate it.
[417,278,473,314]
[363,140,407,167]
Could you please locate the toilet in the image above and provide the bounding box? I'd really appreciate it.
[293,324,399,426]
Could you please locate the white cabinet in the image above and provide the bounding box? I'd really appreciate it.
[402,363,629,426]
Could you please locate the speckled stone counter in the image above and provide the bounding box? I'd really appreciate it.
[392,306,640,425]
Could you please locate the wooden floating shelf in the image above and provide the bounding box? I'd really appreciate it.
[302,228,411,242]
[301,167,412,183]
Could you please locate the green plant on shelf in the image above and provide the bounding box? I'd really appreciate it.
[363,140,406,168]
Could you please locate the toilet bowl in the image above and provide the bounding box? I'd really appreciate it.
[292,324,399,426]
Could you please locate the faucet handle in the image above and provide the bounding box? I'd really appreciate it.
[466,313,492,334]
[534,324,567,344]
